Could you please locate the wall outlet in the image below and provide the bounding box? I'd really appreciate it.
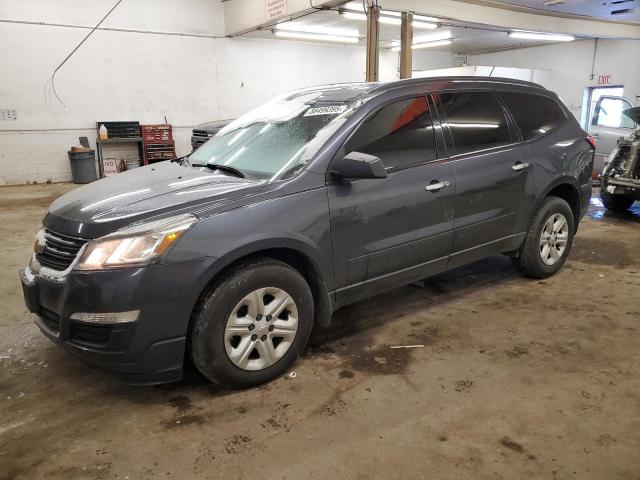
[0,109,18,120]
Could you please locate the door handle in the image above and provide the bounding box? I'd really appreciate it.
[512,162,530,172]
[425,180,450,192]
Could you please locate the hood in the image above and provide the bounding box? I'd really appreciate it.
[194,119,233,133]
[45,162,268,238]
[623,107,640,125]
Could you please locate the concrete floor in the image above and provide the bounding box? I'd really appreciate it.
[1,183,639,480]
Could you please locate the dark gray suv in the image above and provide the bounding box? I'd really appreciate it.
[20,77,594,387]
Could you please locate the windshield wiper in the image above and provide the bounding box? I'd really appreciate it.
[171,154,190,166]
[206,163,246,178]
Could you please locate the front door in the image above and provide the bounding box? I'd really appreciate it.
[434,90,533,266]
[328,96,455,305]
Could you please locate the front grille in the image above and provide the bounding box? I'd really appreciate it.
[70,321,113,346]
[36,229,88,271]
[191,129,212,149]
[192,129,210,138]
[38,307,60,333]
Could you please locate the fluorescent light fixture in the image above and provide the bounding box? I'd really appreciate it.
[275,22,359,37]
[412,39,452,49]
[341,12,403,25]
[273,29,359,43]
[340,10,437,28]
[273,22,359,43]
[415,30,452,42]
[390,30,452,48]
[341,10,367,21]
[390,39,451,51]
[380,15,401,25]
[508,31,575,41]
[344,1,364,10]
[343,3,439,22]
[413,21,438,30]
[414,14,439,22]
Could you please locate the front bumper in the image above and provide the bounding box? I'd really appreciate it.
[19,257,215,385]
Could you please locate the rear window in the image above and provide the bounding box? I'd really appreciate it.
[500,92,566,140]
[437,91,511,155]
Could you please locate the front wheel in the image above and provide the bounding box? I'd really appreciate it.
[512,196,574,279]
[189,258,314,388]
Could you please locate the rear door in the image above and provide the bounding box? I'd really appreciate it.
[328,95,455,304]
[589,96,636,173]
[434,90,533,266]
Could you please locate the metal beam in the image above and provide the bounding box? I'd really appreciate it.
[365,2,380,82]
[399,11,413,79]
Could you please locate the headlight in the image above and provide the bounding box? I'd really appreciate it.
[75,214,198,270]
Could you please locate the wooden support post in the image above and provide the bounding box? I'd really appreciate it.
[365,2,380,82]
[399,11,413,79]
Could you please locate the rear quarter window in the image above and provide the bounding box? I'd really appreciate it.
[500,92,566,141]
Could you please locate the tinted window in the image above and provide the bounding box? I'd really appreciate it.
[438,92,510,155]
[345,97,437,169]
[501,92,566,140]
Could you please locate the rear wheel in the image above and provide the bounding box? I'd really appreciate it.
[512,196,574,279]
[600,190,634,212]
[189,258,314,388]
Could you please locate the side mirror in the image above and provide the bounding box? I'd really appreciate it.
[330,151,387,180]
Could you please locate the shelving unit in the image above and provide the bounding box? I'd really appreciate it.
[95,122,143,177]
[141,124,176,165]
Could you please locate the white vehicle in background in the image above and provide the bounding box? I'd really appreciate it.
[589,96,637,175]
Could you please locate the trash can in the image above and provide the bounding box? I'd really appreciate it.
[68,150,98,184]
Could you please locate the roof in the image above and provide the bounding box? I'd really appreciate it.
[284,76,546,105]
[371,76,547,93]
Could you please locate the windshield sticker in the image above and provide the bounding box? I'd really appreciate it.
[304,105,348,116]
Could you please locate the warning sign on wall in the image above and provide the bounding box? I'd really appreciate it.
[266,0,286,19]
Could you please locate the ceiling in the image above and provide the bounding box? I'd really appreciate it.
[243,8,592,54]
[473,0,640,23]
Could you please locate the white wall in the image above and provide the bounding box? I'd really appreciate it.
[469,39,640,122]
[412,50,453,72]
[0,0,397,185]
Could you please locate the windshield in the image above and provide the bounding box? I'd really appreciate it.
[189,91,358,180]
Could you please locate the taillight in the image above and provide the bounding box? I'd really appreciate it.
[586,134,596,149]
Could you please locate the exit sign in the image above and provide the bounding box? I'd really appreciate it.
[597,74,611,85]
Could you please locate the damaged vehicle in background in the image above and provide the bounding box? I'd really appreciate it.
[600,106,640,211]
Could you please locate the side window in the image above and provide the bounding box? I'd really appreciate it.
[501,92,566,140]
[593,97,635,129]
[437,91,511,155]
[344,96,437,170]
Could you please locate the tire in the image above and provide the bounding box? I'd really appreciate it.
[512,196,574,279]
[189,258,314,388]
[600,190,634,212]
